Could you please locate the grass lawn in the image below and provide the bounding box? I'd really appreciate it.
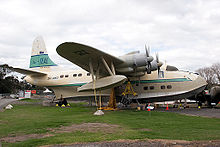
[0,102,220,146]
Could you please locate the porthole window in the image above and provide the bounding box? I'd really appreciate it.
[65,75,69,78]
[60,75,64,78]
[161,85,165,89]
[144,86,148,90]
[167,85,172,89]
[78,73,82,77]
[150,86,154,90]
[73,74,77,77]
[87,73,90,76]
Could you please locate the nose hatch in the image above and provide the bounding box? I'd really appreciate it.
[197,74,207,87]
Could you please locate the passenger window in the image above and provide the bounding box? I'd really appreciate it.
[144,86,148,90]
[150,86,154,90]
[161,85,165,89]
[73,74,77,77]
[78,73,82,77]
[65,75,69,78]
[60,75,64,78]
[87,73,90,76]
[167,85,172,89]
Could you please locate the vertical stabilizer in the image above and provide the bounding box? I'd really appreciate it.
[29,36,57,68]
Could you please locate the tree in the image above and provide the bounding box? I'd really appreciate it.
[211,63,220,83]
[196,62,220,89]
[0,64,31,93]
[0,64,13,93]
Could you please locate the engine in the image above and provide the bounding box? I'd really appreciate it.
[209,86,220,106]
[117,52,160,73]
[194,86,220,107]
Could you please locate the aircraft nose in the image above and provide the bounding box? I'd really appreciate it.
[197,74,207,86]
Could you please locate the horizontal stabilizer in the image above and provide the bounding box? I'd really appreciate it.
[11,67,47,76]
[77,75,127,92]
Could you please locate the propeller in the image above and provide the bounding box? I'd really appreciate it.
[145,45,153,74]
[156,53,163,76]
[145,45,150,57]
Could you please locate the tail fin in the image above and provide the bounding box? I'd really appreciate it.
[29,36,57,68]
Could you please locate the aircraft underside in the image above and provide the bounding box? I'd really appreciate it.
[129,85,206,103]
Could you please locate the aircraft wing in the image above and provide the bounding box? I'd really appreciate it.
[56,42,124,77]
[11,67,47,76]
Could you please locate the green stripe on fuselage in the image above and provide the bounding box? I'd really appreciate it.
[47,83,87,87]
[128,78,191,84]
[47,78,191,88]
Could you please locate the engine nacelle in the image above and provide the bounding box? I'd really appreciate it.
[210,86,220,105]
[118,53,153,68]
[117,66,146,73]
[128,72,145,77]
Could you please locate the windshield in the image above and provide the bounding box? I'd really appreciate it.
[166,65,179,71]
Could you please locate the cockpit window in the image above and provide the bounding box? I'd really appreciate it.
[166,65,178,71]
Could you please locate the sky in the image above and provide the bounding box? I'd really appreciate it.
[1,0,220,72]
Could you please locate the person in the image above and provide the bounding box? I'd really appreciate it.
[57,94,69,107]
[62,97,67,106]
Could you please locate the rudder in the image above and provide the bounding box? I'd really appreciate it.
[29,36,57,68]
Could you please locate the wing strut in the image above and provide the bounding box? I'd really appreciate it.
[111,62,116,75]
[89,60,95,82]
[89,60,98,108]
[101,57,114,76]
[78,58,126,92]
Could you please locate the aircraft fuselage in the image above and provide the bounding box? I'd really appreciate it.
[25,66,207,102]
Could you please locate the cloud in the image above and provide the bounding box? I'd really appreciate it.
[0,0,220,72]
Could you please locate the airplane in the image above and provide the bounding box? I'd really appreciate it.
[10,36,219,107]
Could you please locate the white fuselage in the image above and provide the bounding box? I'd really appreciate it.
[24,67,110,99]
[24,65,207,101]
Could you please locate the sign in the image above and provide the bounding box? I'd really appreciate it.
[24,90,31,98]
[31,90,36,94]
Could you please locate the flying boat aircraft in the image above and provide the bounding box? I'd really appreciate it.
[11,36,217,107]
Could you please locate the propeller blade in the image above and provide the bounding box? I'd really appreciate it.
[145,45,152,74]
[156,53,159,63]
[155,53,163,77]
[145,45,150,57]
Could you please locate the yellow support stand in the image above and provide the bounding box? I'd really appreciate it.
[102,88,117,110]
[120,81,137,106]
[122,81,137,96]
[102,81,137,110]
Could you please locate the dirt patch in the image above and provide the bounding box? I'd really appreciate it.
[0,120,4,125]
[0,123,120,143]
[49,123,121,134]
[147,139,220,147]
[0,133,53,143]
[42,139,220,147]
[3,123,219,146]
